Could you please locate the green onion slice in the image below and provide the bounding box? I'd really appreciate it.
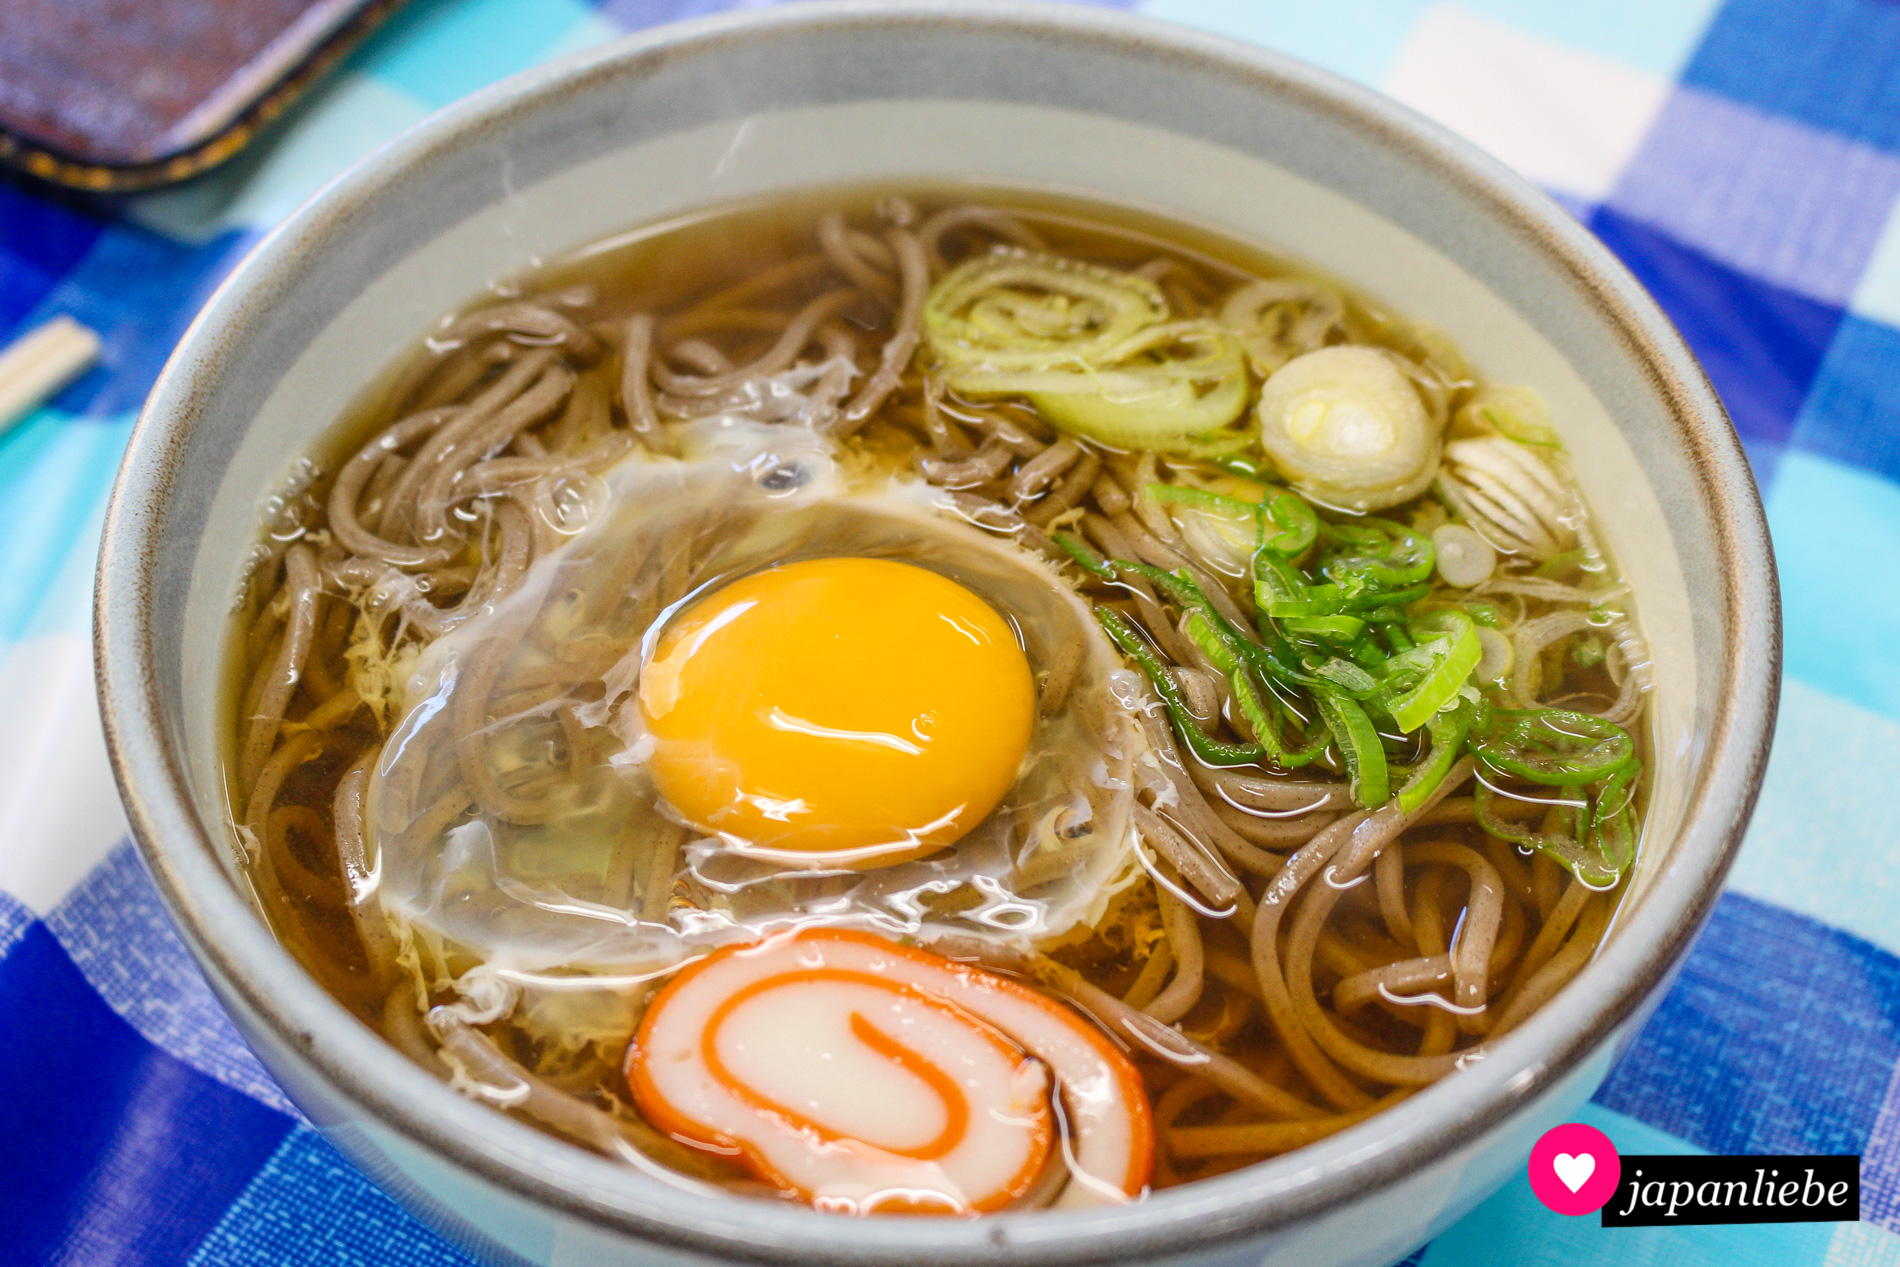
[1098,607,1266,767]
[1258,490,1319,557]
[1054,531,1116,579]
[1212,454,1272,482]
[1184,612,1330,769]
[1145,485,1256,517]
[1320,518,1436,592]
[1280,614,1365,641]
[923,252,1251,449]
[1313,657,1380,696]
[947,321,1250,451]
[1396,698,1474,813]
[1312,687,1389,807]
[1474,778,1630,887]
[1379,609,1481,733]
[1470,708,1635,786]
[1254,550,1348,619]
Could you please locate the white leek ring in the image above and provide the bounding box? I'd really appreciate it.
[1256,346,1439,512]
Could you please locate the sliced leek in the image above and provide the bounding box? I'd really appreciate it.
[1255,346,1441,512]
[923,251,1167,372]
[1217,277,1343,376]
[947,321,1250,450]
[923,253,1250,450]
[1458,383,1559,448]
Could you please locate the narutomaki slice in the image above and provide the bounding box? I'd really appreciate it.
[628,928,1153,1214]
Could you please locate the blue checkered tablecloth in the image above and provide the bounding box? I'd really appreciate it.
[2,0,1896,1262]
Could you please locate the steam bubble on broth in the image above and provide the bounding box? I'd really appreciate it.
[227,187,1653,1214]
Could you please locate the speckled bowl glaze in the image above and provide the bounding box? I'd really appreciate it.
[95,4,1779,1265]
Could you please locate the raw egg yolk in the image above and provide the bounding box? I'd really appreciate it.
[637,557,1035,863]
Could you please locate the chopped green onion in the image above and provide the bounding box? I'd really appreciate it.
[1343,636,1390,672]
[1118,563,1294,695]
[1473,780,1554,851]
[1588,762,1639,875]
[1145,484,1257,517]
[1320,518,1435,591]
[1475,780,1627,887]
[1097,607,1266,767]
[1468,385,1562,448]
[1184,612,1330,768]
[1258,491,1319,557]
[1396,698,1474,812]
[1379,609,1481,733]
[1254,550,1347,618]
[1339,584,1431,613]
[1227,663,1278,742]
[1280,614,1365,641]
[1470,708,1635,786]
[1124,562,1301,702]
[1054,532,1115,579]
[1594,760,1638,823]
[1114,562,1242,641]
[1252,506,1432,618]
[1314,657,1380,695]
[1257,638,1334,693]
[1312,687,1389,806]
[1534,548,1589,580]
[1147,485,1260,575]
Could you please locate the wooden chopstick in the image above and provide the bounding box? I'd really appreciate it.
[0,316,101,434]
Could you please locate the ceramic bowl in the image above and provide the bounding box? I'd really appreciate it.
[95,3,1779,1264]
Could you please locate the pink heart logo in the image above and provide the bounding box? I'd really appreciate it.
[1553,1152,1595,1193]
[1528,1123,1620,1215]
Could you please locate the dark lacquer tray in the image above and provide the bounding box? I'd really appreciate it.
[0,0,410,191]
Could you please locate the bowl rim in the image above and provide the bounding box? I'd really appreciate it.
[94,1,1781,1262]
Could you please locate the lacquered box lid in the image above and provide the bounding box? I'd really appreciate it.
[0,0,408,191]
